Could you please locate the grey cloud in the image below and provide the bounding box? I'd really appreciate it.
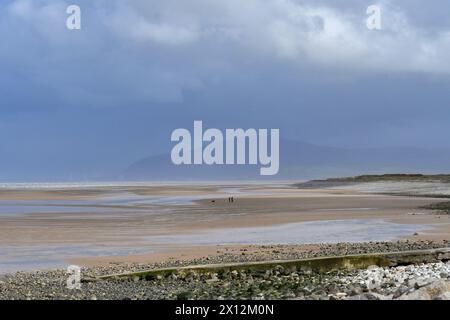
[1,0,450,180]
[2,0,450,113]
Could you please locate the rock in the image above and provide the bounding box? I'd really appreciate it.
[349,286,363,296]
[347,293,387,300]
[205,278,219,284]
[435,292,450,300]
[411,277,432,289]
[398,280,450,300]
[345,295,365,300]
[206,274,219,283]
[393,285,409,299]
[368,293,390,300]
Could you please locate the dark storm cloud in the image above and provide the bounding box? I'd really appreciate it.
[1,0,450,179]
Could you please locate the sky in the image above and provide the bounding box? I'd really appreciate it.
[1,0,450,180]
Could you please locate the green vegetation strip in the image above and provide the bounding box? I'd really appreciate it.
[313,174,450,183]
[295,174,450,189]
[92,247,450,282]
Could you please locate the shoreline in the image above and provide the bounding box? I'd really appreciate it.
[1,183,450,273]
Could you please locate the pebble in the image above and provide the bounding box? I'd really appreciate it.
[340,261,450,300]
[1,240,450,300]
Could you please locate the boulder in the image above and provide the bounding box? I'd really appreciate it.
[397,280,450,300]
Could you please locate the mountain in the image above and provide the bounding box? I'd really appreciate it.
[123,139,450,180]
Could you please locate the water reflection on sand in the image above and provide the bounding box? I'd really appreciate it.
[0,183,442,273]
[148,219,429,246]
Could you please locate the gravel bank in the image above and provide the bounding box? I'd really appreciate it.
[342,261,450,300]
[1,240,449,300]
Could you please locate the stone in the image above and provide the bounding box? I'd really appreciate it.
[347,293,387,300]
[409,277,431,289]
[398,280,450,300]
[350,286,363,296]
[435,292,450,300]
[346,294,369,300]
[393,285,409,299]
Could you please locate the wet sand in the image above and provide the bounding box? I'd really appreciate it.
[1,182,450,272]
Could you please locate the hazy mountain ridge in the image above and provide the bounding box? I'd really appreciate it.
[124,140,450,180]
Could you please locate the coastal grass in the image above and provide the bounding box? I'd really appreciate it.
[295,174,450,189]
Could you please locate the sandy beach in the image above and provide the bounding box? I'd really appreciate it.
[2,180,450,300]
[1,181,450,273]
